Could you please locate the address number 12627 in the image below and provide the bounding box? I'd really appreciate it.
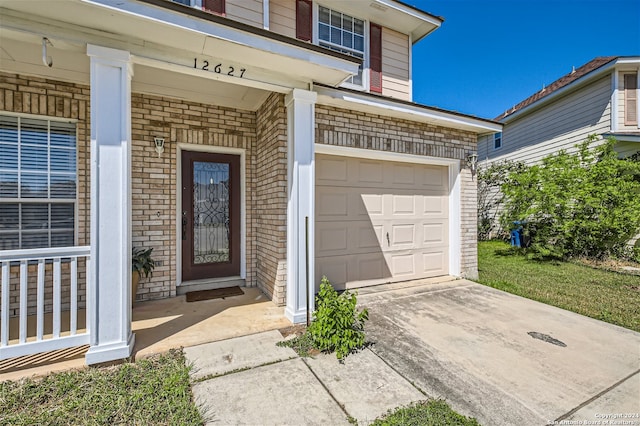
[194,58,246,78]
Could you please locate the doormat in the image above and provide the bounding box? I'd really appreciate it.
[185,286,244,303]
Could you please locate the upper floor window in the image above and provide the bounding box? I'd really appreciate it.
[170,0,224,15]
[0,115,77,250]
[317,6,365,87]
[493,132,502,150]
[624,73,638,126]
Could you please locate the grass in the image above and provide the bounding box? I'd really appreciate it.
[0,349,203,426]
[371,400,480,426]
[477,240,640,332]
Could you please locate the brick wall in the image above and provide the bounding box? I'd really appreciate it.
[131,93,259,301]
[255,93,288,305]
[0,72,90,317]
[315,104,479,278]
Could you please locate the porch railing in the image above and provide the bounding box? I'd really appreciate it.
[0,246,91,360]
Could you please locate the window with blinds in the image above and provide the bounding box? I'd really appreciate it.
[0,115,77,250]
[317,6,365,87]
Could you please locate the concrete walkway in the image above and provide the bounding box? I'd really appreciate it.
[186,279,640,426]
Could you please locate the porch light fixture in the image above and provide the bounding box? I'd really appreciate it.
[466,152,478,175]
[154,137,165,158]
[42,37,53,68]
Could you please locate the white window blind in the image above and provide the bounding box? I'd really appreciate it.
[0,115,76,250]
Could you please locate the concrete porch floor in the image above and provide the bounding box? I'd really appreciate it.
[0,287,290,382]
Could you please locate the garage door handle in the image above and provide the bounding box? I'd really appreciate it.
[386,232,390,247]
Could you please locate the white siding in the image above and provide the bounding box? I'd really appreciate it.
[381,27,410,101]
[226,0,263,28]
[480,74,612,167]
[616,141,640,158]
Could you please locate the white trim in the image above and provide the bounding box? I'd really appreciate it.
[176,144,247,287]
[314,143,463,277]
[637,69,640,127]
[262,0,269,30]
[612,71,619,132]
[315,85,502,134]
[408,32,413,101]
[493,132,502,151]
[448,162,461,276]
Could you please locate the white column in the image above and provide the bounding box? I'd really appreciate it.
[85,45,135,365]
[285,89,317,323]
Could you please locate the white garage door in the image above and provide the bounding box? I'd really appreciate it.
[315,154,449,289]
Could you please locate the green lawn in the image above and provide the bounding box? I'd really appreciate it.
[477,241,640,332]
[0,349,203,426]
[371,400,480,426]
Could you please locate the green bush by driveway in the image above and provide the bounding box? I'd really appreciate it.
[477,241,640,332]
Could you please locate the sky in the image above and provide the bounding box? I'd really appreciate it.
[408,0,640,120]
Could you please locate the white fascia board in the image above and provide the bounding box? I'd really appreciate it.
[615,57,640,65]
[82,0,360,78]
[316,86,502,134]
[375,0,443,27]
[503,60,623,124]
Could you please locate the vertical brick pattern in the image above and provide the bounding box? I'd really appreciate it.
[255,93,288,305]
[0,72,91,316]
[315,104,479,279]
[130,93,258,302]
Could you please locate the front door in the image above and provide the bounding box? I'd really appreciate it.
[181,151,241,281]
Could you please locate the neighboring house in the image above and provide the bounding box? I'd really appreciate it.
[478,56,640,233]
[0,0,500,365]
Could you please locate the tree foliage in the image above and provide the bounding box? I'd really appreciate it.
[500,135,640,260]
[477,160,526,240]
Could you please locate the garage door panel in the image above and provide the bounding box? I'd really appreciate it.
[316,257,349,289]
[422,195,448,217]
[316,155,449,289]
[422,251,448,275]
[357,160,385,184]
[423,222,446,245]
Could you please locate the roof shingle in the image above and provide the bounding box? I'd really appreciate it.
[495,56,619,121]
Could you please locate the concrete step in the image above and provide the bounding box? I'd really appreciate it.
[177,276,245,295]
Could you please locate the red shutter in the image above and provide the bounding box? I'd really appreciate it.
[296,0,312,42]
[203,0,225,15]
[625,73,638,125]
[370,23,383,93]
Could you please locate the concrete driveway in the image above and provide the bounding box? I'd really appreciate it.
[187,279,640,425]
[358,279,640,425]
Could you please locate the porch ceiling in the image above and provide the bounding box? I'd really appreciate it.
[0,0,360,91]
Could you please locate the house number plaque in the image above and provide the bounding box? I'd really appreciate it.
[193,58,246,78]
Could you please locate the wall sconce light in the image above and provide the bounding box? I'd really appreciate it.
[154,137,165,158]
[466,152,478,175]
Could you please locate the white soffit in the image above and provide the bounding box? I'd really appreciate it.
[319,0,442,43]
[0,0,360,88]
[316,86,502,134]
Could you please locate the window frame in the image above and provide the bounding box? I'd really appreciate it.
[493,132,502,150]
[313,3,369,91]
[0,112,79,250]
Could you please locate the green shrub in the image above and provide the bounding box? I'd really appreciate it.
[500,135,640,260]
[308,277,369,360]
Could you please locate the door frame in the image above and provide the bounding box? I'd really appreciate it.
[176,144,246,286]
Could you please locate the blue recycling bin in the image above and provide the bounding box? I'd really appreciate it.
[510,221,525,247]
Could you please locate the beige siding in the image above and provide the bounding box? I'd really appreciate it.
[618,71,639,131]
[381,27,410,101]
[480,75,612,167]
[226,0,264,28]
[269,0,296,38]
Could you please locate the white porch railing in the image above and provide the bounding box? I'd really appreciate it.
[0,246,91,360]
